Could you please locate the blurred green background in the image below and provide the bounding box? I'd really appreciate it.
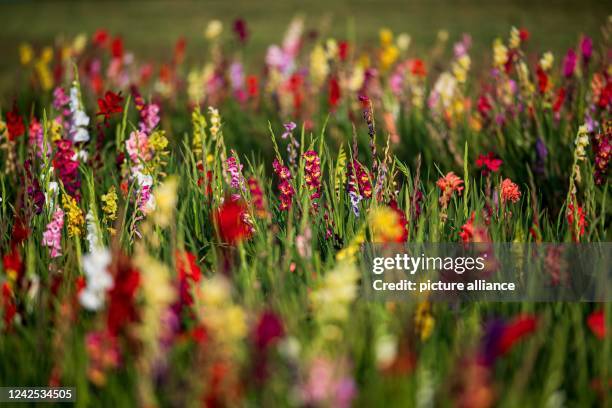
[0,0,609,96]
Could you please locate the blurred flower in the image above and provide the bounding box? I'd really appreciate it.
[459,212,490,243]
[253,310,284,351]
[18,43,33,65]
[281,122,296,139]
[563,48,577,78]
[215,199,253,244]
[480,315,537,365]
[414,301,435,340]
[233,18,249,44]
[107,253,140,336]
[540,51,554,71]
[301,357,356,408]
[369,206,407,243]
[587,310,606,340]
[397,33,411,51]
[476,153,502,176]
[152,177,178,227]
[6,105,25,141]
[205,20,223,40]
[80,248,113,311]
[247,177,267,218]
[581,36,593,64]
[310,44,329,87]
[85,329,120,386]
[196,275,247,346]
[493,38,508,68]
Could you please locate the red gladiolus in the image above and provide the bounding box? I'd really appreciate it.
[410,59,427,77]
[93,29,109,47]
[598,80,611,109]
[476,152,502,176]
[97,91,124,124]
[498,315,537,355]
[176,250,201,307]
[214,200,252,244]
[328,76,341,109]
[6,106,25,141]
[519,28,530,42]
[107,257,140,336]
[536,65,548,94]
[247,75,259,99]
[338,41,350,61]
[176,250,201,283]
[233,19,249,44]
[477,95,492,117]
[553,87,566,113]
[389,200,409,242]
[567,202,587,241]
[3,250,23,281]
[111,36,124,59]
[587,310,606,340]
[2,283,17,329]
[253,311,284,351]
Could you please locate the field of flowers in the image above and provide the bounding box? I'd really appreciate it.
[0,11,610,407]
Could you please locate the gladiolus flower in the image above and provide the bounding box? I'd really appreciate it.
[587,310,606,340]
[580,36,593,65]
[500,178,521,204]
[6,105,24,141]
[273,159,295,210]
[437,172,464,206]
[480,315,537,365]
[328,76,341,109]
[92,29,109,47]
[247,177,267,217]
[567,202,587,241]
[477,95,492,117]
[42,209,65,258]
[303,150,322,205]
[215,200,253,244]
[80,248,113,311]
[369,206,407,243]
[96,91,124,125]
[562,49,576,78]
[2,283,17,329]
[253,311,284,351]
[232,19,249,44]
[552,87,566,113]
[476,152,502,176]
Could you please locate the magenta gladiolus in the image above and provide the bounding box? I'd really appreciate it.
[563,49,576,78]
